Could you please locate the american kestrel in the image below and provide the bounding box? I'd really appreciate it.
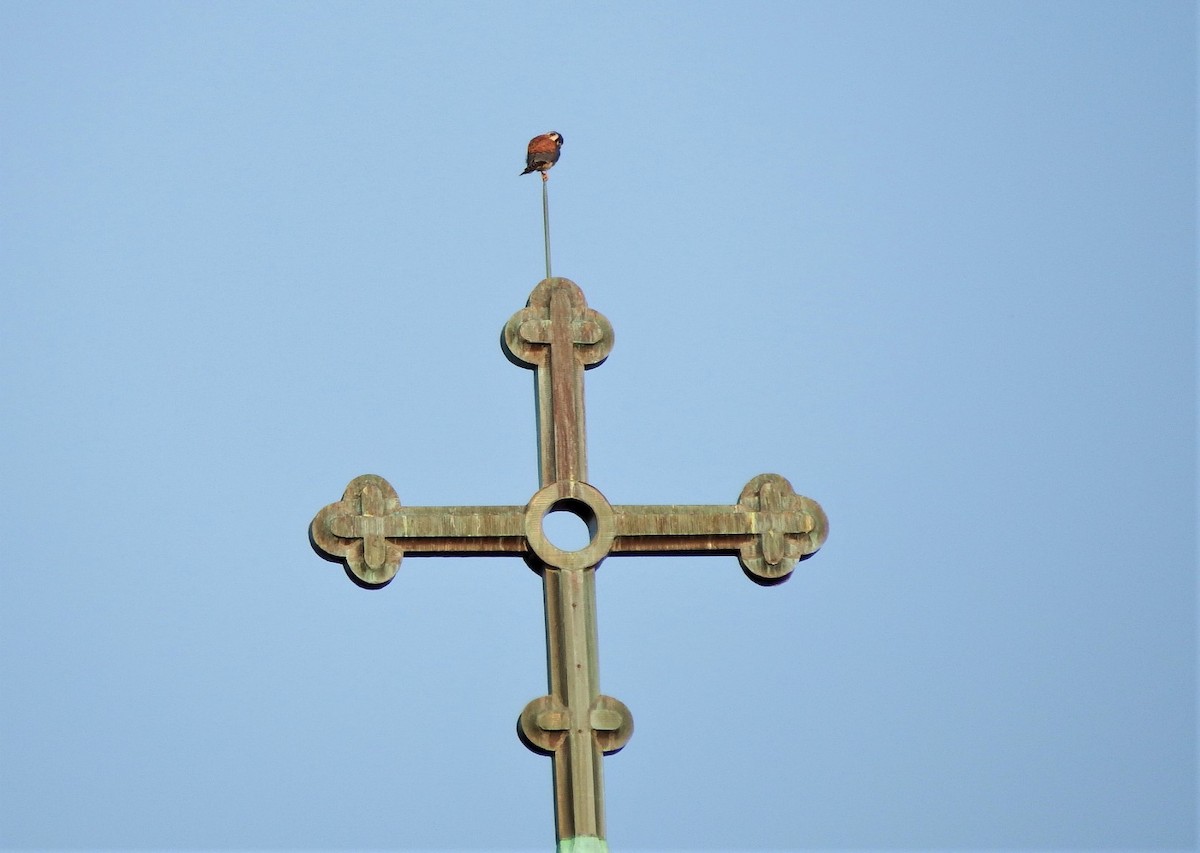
[521,131,564,181]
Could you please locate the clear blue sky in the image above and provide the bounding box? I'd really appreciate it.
[1,1,1194,850]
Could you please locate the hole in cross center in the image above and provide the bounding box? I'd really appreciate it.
[543,506,593,552]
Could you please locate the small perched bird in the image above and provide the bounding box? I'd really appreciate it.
[521,131,564,181]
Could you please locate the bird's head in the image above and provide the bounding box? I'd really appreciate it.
[548,131,563,146]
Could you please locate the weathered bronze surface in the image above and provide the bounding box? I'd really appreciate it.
[309,277,828,846]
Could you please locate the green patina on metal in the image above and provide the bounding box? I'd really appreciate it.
[310,277,828,846]
[559,836,608,853]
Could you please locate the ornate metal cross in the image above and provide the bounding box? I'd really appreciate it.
[309,277,828,852]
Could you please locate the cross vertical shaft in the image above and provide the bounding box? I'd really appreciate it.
[547,284,586,482]
[542,565,604,838]
[505,278,622,844]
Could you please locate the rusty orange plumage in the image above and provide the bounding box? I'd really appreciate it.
[521,132,564,181]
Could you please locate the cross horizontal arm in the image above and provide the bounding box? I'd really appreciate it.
[612,504,812,553]
[311,473,827,587]
[328,504,525,547]
[309,475,527,587]
[610,473,827,583]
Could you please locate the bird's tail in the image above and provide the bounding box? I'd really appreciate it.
[520,166,535,175]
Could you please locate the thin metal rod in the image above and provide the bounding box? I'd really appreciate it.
[542,177,552,279]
